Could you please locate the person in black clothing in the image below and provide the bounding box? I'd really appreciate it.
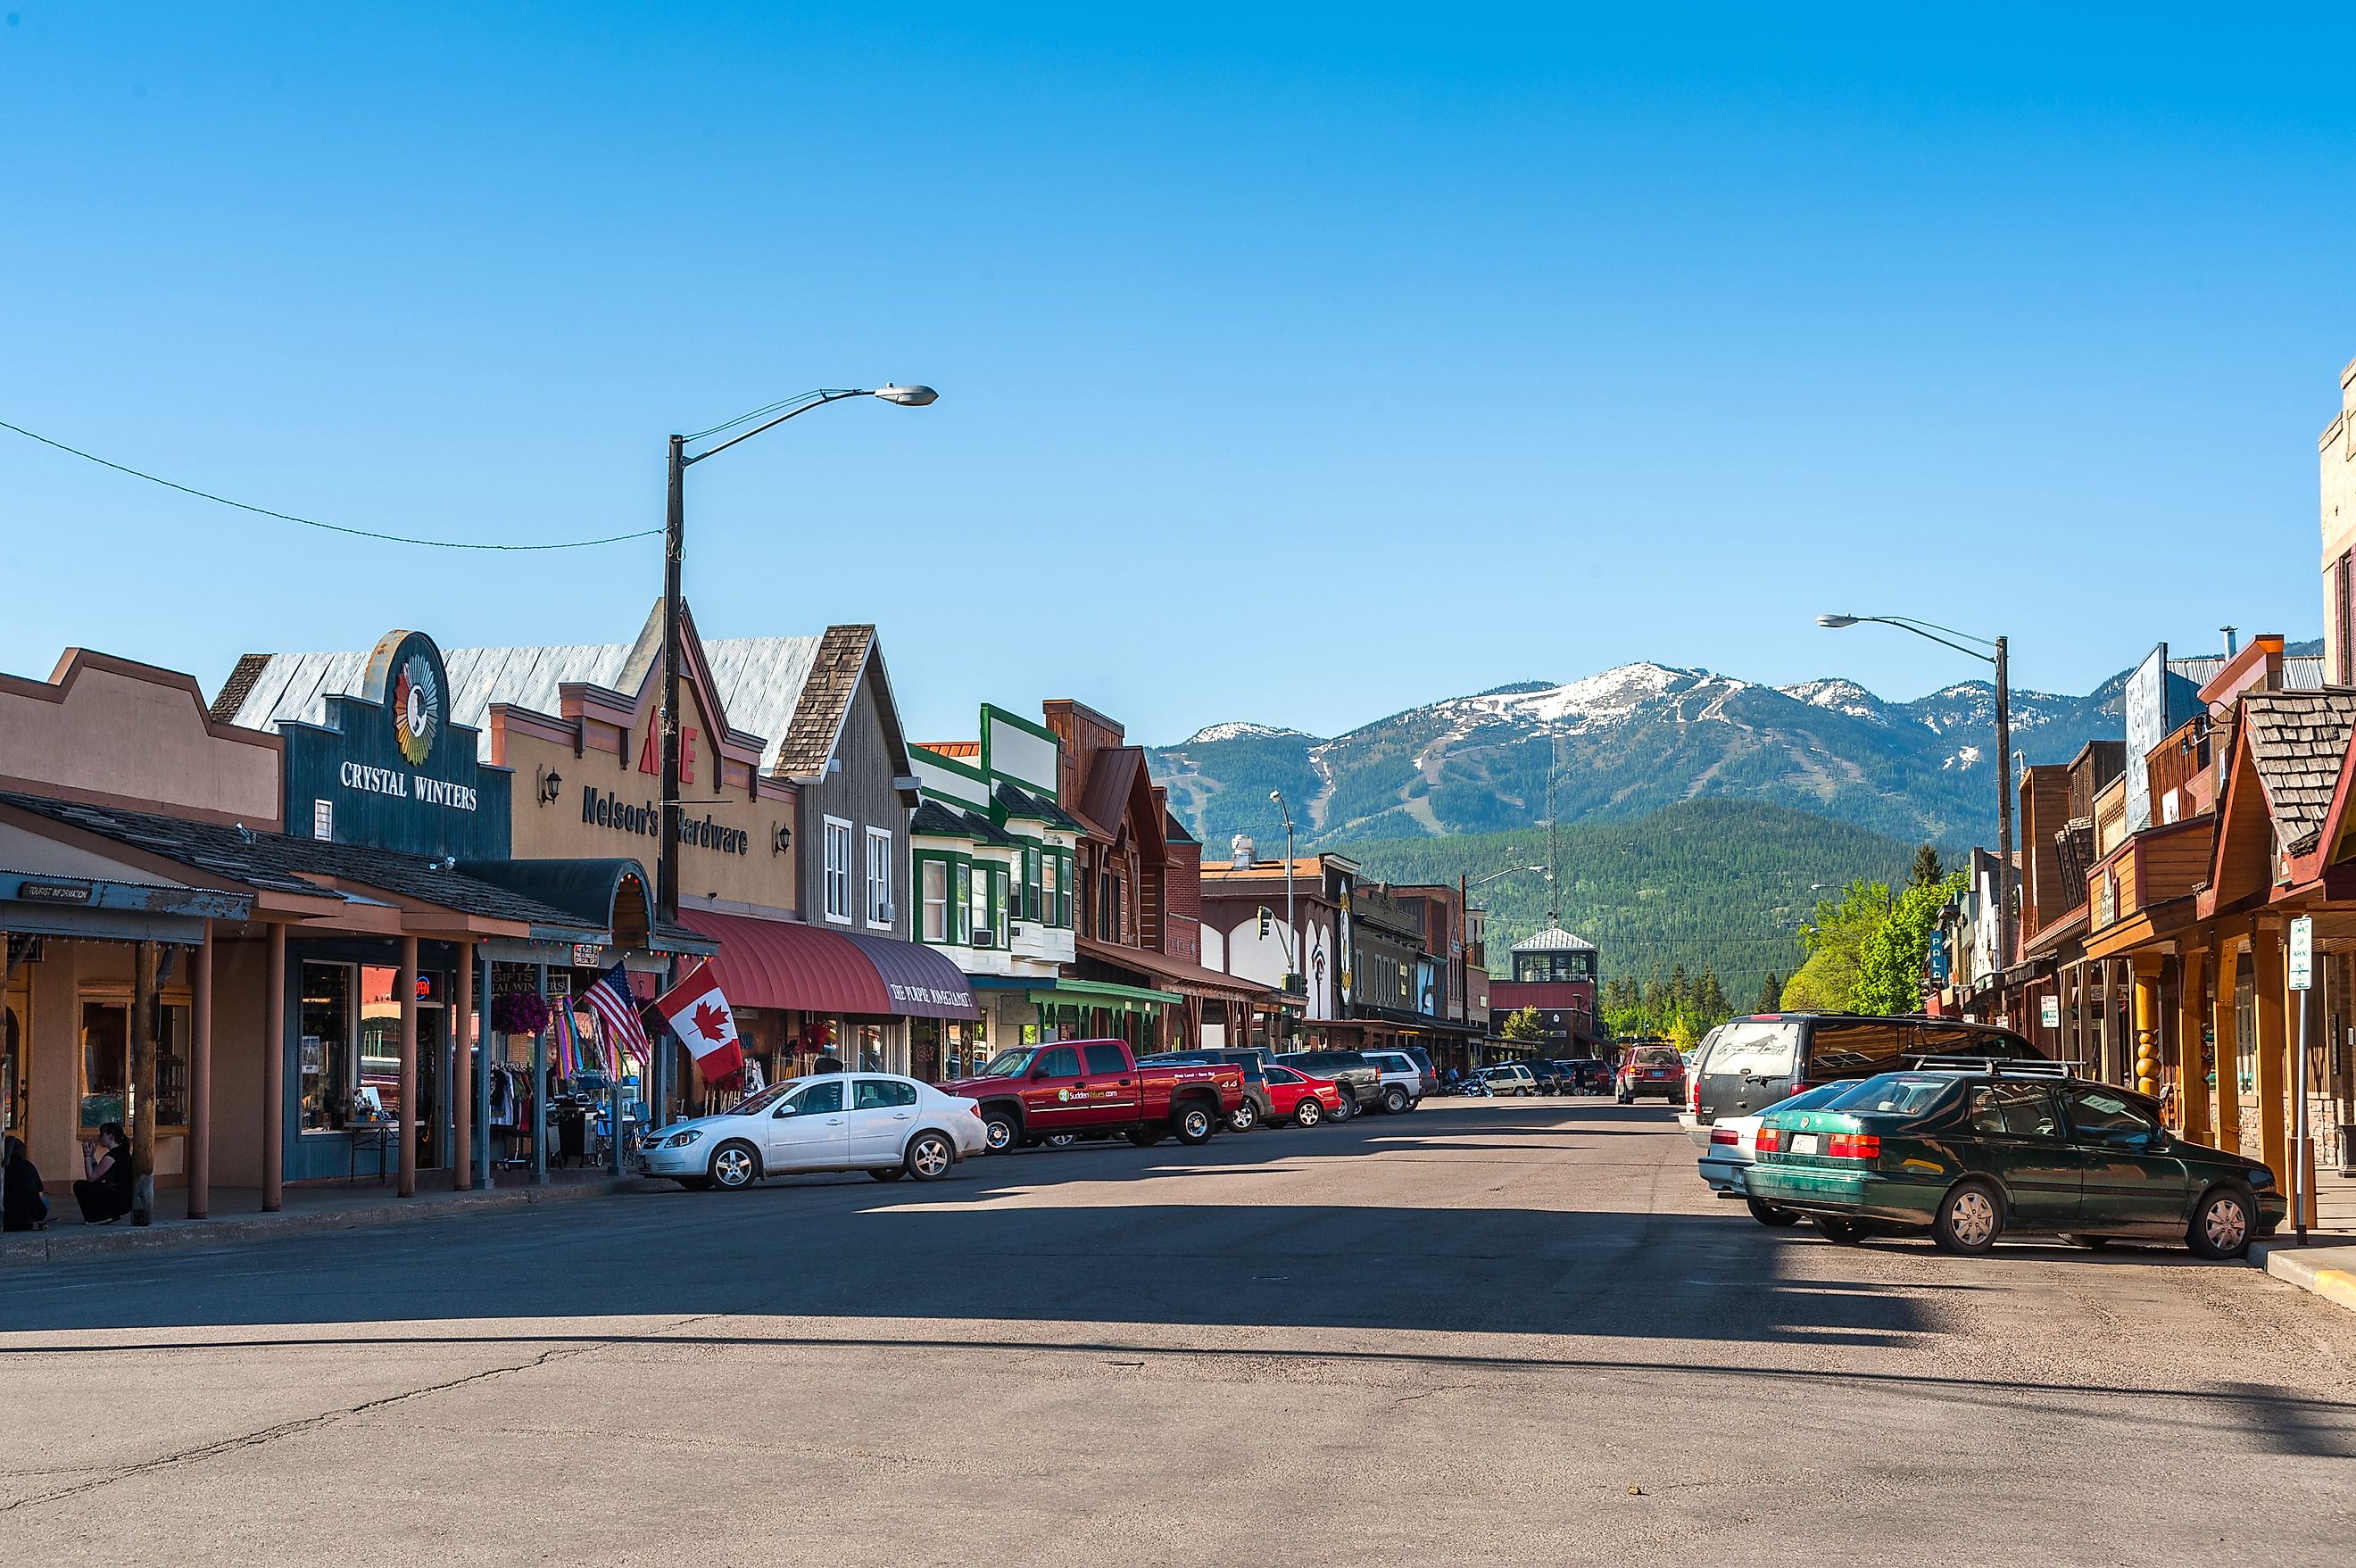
[74,1121,133,1224]
[2,1134,46,1231]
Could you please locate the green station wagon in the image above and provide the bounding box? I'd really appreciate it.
[1745,1064,2285,1257]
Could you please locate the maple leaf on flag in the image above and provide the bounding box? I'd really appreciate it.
[692,1000,731,1041]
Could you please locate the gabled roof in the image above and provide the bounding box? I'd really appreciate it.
[1512,924,1597,954]
[994,781,1080,833]
[706,625,913,783]
[2240,690,2356,855]
[1077,746,1166,857]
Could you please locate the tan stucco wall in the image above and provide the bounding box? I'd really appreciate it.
[0,660,279,825]
[2321,359,2356,683]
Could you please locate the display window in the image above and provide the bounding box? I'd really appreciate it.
[78,995,190,1132]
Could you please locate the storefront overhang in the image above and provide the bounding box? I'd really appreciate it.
[678,908,981,1020]
[1074,934,1278,1006]
[972,975,1182,1012]
[0,869,252,944]
[460,858,715,955]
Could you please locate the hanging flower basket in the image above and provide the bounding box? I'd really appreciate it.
[492,991,551,1037]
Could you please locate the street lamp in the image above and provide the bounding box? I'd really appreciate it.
[1269,790,1297,995]
[1818,611,2013,973]
[654,386,936,1117]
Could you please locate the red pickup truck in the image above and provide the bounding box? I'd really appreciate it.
[947,1039,1244,1153]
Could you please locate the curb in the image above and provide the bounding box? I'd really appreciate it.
[0,1177,662,1266]
[2247,1238,2356,1315]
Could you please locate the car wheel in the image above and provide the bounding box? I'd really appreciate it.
[1045,1132,1079,1149]
[1382,1086,1410,1115]
[1746,1197,1803,1227]
[1815,1215,1873,1245]
[1174,1104,1217,1146]
[982,1108,1021,1154]
[709,1141,759,1191]
[868,1167,904,1182]
[1228,1099,1259,1133]
[2060,1233,2112,1250]
[1126,1128,1164,1148]
[905,1132,955,1182]
[1932,1180,2003,1255]
[1294,1099,1323,1128]
[1616,1091,1633,1105]
[2187,1186,2255,1259]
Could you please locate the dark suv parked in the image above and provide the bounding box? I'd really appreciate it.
[1139,1049,1277,1132]
[1690,1013,2046,1127]
[1273,1049,1382,1121]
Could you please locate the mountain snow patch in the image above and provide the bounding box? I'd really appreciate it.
[1181,721,1307,746]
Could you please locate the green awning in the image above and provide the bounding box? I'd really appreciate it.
[1027,978,1181,1010]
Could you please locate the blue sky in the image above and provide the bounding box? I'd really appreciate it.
[3,5,2349,744]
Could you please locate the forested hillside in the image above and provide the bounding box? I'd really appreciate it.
[1342,798,1917,1006]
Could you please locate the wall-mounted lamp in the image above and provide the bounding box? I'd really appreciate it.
[536,766,564,804]
[771,824,793,856]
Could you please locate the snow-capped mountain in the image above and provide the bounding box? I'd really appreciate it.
[1148,660,2126,856]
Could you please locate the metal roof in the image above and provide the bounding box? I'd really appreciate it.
[701,635,825,773]
[1510,924,1597,953]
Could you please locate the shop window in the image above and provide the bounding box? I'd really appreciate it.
[1042,853,1058,929]
[992,867,1009,947]
[921,859,950,942]
[823,818,854,924]
[1025,847,1042,923]
[953,862,973,944]
[301,963,355,1132]
[2,1000,21,1136]
[966,863,988,946]
[77,998,191,1132]
[1057,850,1073,928]
[865,826,894,928]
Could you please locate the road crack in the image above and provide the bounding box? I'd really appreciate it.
[1,1313,722,1515]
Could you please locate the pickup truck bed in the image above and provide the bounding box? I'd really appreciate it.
[945,1038,1245,1153]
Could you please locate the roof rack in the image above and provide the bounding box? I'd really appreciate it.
[1901,1054,2072,1078]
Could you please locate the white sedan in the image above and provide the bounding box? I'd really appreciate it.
[638,1072,988,1190]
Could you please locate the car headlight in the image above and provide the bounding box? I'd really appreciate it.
[2248,1167,2276,1189]
[663,1129,705,1149]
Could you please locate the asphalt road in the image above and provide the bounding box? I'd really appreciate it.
[5,1096,2355,1565]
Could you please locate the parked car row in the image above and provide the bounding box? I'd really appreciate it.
[1684,1010,2284,1259]
[635,1039,1444,1191]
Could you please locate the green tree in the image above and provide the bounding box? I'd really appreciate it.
[1693,966,1730,1029]
[1910,843,1945,889]
[1755,971,1784,1013]
[1854,871,1968,1015]
[1501,1007,1547,1042]
[1779,879,1892,1012]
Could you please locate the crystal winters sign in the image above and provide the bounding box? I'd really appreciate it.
[278,630,512,859]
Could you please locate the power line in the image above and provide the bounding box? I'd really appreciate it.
[0,419,660,552]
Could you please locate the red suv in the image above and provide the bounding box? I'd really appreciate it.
[1615,1044,1687,1104]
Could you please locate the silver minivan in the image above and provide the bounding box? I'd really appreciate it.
[1688,1013,2045,1128]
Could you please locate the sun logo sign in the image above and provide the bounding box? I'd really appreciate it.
[391,652,440,767]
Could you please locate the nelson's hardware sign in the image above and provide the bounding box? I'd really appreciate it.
[278,630,512,859]
[583,787,751,856]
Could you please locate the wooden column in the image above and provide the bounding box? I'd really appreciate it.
[2212,936,2241,1155]
[2252,918,2289,1182]
[398,933,419,1198]
[188,924,213,1219]
[452,940,474,1192]
[263,922,286,1209]
[2131,953,2164,1099]
[2177,945,2210,1141]
[129,941,159,1225]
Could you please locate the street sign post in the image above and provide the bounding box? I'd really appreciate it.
[2040,994,2059,1029]
[2289,915,2313,1245]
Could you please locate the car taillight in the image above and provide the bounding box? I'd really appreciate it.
[967,1102,983,1118]
[1755,1126,1780,1153]
[1789,1082,1811,1094]
[1827,1132,1879,1159]
[1708,1126,1739,1146]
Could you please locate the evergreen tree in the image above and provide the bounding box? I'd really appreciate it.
[1694,966,1730,1028]
[1755,971,1784,1013]
[1910,843,1945,888]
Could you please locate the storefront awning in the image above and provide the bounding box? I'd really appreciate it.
[677,908,980,1020]
[973,975,1182,1011]
[1074,934,1278,1003]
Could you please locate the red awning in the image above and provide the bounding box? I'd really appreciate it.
[676,909,979,1020]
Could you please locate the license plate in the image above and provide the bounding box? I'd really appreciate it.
[1646,1071,1664,1078]
[1788,1132,1820,1155]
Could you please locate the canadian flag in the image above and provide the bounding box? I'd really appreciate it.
[653,960,744,1086]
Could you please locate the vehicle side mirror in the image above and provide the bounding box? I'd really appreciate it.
[1031,1063,1053,1080]
[773,1104,796,1118]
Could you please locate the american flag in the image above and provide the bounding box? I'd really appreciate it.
[582,961,651,1059]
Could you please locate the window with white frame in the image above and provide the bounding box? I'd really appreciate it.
[865,825,893,927]
[823,817,853,923]
[953,862,973,943]
[920,859,949,942]
[968,862,989,944]
[1042,852,1058,929]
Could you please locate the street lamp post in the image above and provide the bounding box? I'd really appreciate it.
[1270,791,1296,996]
[1818,613,2013,983]
[654,386,936,1121]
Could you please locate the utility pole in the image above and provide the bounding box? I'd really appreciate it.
[656,432,685,1129]
[1994,635,2014,983]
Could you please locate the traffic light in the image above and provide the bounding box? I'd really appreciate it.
[1257,907,1273,937]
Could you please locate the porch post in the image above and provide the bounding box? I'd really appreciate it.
[452,940,474,1191]
[129,940,159,1225]
[2177,945,2210,1141]
[188,923,213,1219]
[2212,935,2241,1154]
[533,958,550,1186]
[263,921,285,1210]
[477,951,494,1184]
[2131,953,2163,1099]
[397,933,419,1198]
[2252,917,2289,1182]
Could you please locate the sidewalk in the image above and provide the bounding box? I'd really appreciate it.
[2246,1168,2356,1315]
[1,1166,660,1265]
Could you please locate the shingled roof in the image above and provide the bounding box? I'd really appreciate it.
[0,792,607,934]
[2240,690,2356,855]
